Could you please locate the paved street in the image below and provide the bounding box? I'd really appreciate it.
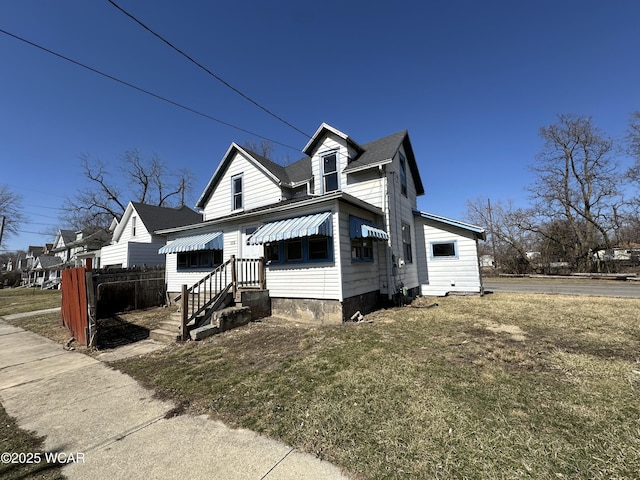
[484,278,640,298]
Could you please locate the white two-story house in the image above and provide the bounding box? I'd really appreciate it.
[159,123,485,323]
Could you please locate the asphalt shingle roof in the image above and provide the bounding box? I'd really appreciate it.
[131,203,203,233]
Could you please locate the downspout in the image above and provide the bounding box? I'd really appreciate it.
[381,165,393,300]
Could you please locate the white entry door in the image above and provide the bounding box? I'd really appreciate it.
[240,226,262,259]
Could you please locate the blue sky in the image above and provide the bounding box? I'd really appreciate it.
[1,0,639,252]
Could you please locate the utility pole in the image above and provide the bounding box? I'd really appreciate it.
[487,199,497,269]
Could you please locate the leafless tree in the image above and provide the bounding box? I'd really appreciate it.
[0,184,25,248]
[466,198,537,272]
[63,150,194,229]
[529,114,624,271]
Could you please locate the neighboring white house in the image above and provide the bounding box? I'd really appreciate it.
[101,202,202,268]
[158,123,485,323]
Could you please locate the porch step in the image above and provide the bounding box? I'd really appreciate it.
[150,328,181,344]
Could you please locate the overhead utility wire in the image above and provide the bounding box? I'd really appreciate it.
[108,0,312,139]
[0,28,300,151]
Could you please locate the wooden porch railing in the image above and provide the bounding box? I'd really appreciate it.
[179,256,265,340]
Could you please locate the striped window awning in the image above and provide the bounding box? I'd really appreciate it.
[349,215,389,240]
[248,212,333,245]
[158,231,223,254]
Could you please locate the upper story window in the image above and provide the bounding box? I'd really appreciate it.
[232,174,243,210]
[322,152,339,193]
[399,151,408,197]
[131,216,137,237]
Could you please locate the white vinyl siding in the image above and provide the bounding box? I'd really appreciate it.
[310,134,348,195]
[343,168,384,207]
[264,209,341,301]
[416,218,482,296]
[338,206,385,299]
[101,240,167,268]
[202,152,282,221]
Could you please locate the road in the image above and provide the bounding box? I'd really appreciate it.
[483,278,640,298]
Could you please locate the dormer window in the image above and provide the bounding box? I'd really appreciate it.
[232,174,243,210]
[322,152,338,193]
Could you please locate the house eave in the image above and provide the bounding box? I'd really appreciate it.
[414,210,486,240]
[157,192,383,235]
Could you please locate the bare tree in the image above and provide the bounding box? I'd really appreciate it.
[242,139,275,160]
[63,150,194,229]
[0,184,25,248]
[529,114,624,271]
[466,198,537,273]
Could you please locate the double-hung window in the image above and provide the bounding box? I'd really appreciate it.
[351,238,374,262]
[232,174,243,210]
[322,152,338,193]
[402,223,413,264]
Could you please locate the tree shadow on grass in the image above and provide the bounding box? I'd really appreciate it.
[96,315,150,349]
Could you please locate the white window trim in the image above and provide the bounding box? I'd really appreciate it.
[430,240,459,259]
[231,173,244,211]
[321,150,339,193]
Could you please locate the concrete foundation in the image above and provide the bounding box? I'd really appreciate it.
[239,289,271,320]
[342,290,382,321]
[271,298,343,325]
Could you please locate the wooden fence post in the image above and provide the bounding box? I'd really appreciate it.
[180,284,188,341]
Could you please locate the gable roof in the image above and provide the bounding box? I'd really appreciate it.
[110,202,202,242]
[196,143,288,209]
[196,124,426,209]
[302,123,365,157]
[55,229,76,247]
[131,202,203,233]
[344,130,425,196]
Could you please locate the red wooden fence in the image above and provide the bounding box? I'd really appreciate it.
[61,267,88,345]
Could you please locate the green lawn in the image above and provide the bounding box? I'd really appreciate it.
[110,293,640,479]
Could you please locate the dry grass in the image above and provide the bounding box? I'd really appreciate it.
[0,288,61,316]
[111,293,640,479]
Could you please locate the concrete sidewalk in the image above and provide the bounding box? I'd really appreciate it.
[0,316,349,479]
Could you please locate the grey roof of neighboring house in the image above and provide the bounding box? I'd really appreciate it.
[131,203,203,234]
[59,230,76,244]
[34,255,64,269]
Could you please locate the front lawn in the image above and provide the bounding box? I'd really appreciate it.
[112,293,640,479]
[0,288,61,317]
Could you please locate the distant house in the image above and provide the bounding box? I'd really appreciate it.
[100,202,202,269]
[30,255,63,287]
[158,123,485,323]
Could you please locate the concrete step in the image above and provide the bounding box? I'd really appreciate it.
[157,320,181,332]
[150,328,181,344]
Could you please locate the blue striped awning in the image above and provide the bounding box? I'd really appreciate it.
[349,215,388,240]
[158,231,223,254]
[248,212,332,245]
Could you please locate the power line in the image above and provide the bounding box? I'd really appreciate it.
[0,28,301,151]
[108,0,312,139]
